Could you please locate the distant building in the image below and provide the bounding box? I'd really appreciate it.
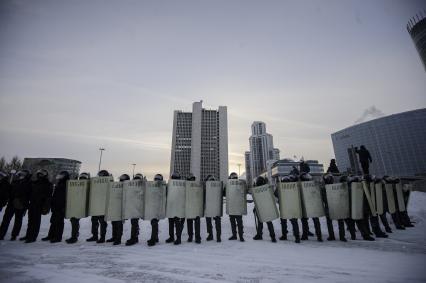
[407,12,426,71]
[266,159,324,184]
[170,101,228,182]
[22,158,81,182]
[331,108,426,177]
[246,121,280,187]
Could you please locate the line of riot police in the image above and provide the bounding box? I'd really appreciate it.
[0,168,415,246]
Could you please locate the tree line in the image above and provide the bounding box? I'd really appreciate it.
[0,156,23,172]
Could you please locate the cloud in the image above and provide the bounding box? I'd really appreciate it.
[354,106,385,124]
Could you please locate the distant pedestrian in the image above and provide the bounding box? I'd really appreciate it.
[327,159,339,174]
[355,145,372,174]
[299,160,310,174]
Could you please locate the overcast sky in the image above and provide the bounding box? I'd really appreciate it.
[0,0,425,179]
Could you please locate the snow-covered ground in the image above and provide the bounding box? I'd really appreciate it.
[0,192,425,283]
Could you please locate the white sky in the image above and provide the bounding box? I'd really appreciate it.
[0,0,425,179]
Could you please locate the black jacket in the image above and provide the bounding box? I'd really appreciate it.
[30,178,53,207]
[356,148,372,164]
[51,180,67,212]
[0,179,11,208]
[11,178,32,209]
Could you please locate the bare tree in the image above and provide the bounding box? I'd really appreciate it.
[0,157,6,172]
[4,156,22,172]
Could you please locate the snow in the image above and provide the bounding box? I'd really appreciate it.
[1,192,426,283]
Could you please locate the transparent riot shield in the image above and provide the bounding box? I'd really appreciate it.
[122,180,145,219]
[226,179,247,216]
[375,183,384,215]
[88,176,113,216]
[144,181,167,220]
[251,184,279,222]
[351,182,364,220]
[325,182,350,220]
[395,183,406,212]
[385,184,396,214]
[66,179,90,219]
[362,181,376,216]
[166,179,186,218]
[277,182,302,219]
[105,182,123,221]
[205,181,223,217]
[299,181,325,218]
[185,181,204,219]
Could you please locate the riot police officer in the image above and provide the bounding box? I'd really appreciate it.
[345,176,375,241]
[364,175,388,239]
[86,170,110,244]
[165,172,185,245]
[252,176,276,242]
[23,169,53,243]
[186,174,201,244]
[205,175,222,243]
[43,170,69,243]
[125,173,144,246]
[147,174,164,247]
[0,171,10,211]
[226,172,245,242]
[0,170,31,241]
[66,172,90,244]
[107,174,128,245]
[300,173,323,242]
[382,176,406,230]
[322,173,347,242]
[278,174,301,243]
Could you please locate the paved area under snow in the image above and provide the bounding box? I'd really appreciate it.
[0,192,425,283]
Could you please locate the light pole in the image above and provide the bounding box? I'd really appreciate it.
[237,163,241,176]
[131,163,136,178]
[98,148,105,173]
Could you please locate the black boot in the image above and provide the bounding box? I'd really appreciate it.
[126,237,138,246]
[66,237,78,244]
[326,217,335,241]
[206,233,213,241]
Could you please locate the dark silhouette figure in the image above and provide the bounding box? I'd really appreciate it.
[355,145,372,174]
[326,159,339,174]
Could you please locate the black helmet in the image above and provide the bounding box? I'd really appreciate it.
[79,172,90,180]
[133,173,143,180]
[17,170,30,180]
[280,176,291,183]
[300,172,313,181]
[228,172,238,180]
[170,172,181,180]
[205,175,216,181]
[347,175,360,183]
[339,175,348,183]
[56,171,70,181]
[363,174,373,182]
[119,174,130,182]
[0,171,7,182]
[374,176,382,184]
[186,174,196,181]
[36,169,49,180]
[255,176,267,186]
[323,173,334,185]
[98,170,110,177]
[154,174,163,181]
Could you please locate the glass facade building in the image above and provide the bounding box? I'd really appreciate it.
[331,108,426,177]
[22,158,81,182]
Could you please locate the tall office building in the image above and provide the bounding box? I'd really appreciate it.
[407,12,426,71]
[246,121,280,186]
[244,151,252,185]
[170,101,228,182]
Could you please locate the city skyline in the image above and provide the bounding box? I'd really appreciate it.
[0,1,425,179]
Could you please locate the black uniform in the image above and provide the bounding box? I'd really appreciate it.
[322,174,346,242]
[0,171,31,240]
[355,146,372,175]
[186,175,201,244]
[0,174,11,211]
[205,175,222,243]
[44,171,69,243]
[24,174,53,242]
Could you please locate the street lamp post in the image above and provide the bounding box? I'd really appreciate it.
[98,148,105,173]
[237,163,241,176]
[131,163,136,178]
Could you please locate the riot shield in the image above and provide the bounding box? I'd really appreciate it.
[88,176,113,216]
[325,182,350,220]
[277,182,302,219]
[185,181,204,219]
[369,183,376,213]
[375,183,384,215]
[395,183,406,212]
[105,182,123,221]
[226,179,247,216]
[351,182,364,220]
[362,181,376,216]
[166,179,186,218]
[66,179,90,219]
[299,181,325,218]
[251,184,279,222]
[385,184,396,214]
[122,180,145,219]
[144,181,167,220]
[403,184,413,207]
[204,181,223,217]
